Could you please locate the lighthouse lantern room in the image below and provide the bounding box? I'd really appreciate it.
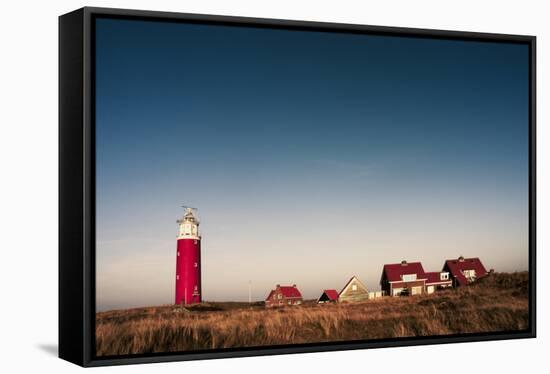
[175,206,202,305]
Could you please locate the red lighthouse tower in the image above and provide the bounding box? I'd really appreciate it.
[175,206,202,305]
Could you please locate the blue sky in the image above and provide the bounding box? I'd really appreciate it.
[95,18,529,311]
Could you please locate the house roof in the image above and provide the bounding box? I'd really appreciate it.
[339,276,368,296]
[321,289,339,301]
[425,271,452,285]
[278,285,303,298]
[444,257,488,286]
[382,262,427,283]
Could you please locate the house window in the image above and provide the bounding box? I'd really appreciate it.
[194,262,198,268]
[463,269,476,279]
[441,272,449,280]
[277,294,282,299]
[177,251,180,256]
[352,284,357,291]
[296,300,301,305]
[176,275,179,280]
[402,274,417,282]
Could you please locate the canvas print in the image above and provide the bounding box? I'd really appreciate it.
[94,17,530,357]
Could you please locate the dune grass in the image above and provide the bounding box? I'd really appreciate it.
[95,272,529,356]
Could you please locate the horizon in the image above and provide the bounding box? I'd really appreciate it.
[97,259,526,313]
[94,18,529,312]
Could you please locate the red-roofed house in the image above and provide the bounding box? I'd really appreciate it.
[265,284,303,307]
[425,271,452,293]
[443,256,489,287]
[317,289,339,304]
[381,260,428,296]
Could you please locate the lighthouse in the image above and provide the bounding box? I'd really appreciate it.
[175,207,202,305]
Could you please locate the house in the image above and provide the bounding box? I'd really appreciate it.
[318,289,339,304]
[265,284,303,307]
[338,276,369,302]
[443,256,489,287]
[381,261,428,296]
[380,260,451,296]
[425,271,453,294]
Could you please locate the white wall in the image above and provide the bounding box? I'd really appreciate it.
[0,0,547,373]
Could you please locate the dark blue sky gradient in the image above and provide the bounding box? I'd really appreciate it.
[95,18,529,310]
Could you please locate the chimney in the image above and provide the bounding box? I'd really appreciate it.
[401,260,408,266]
[292,284,297,288]
[458,256,465,262]
[276,284,280,288]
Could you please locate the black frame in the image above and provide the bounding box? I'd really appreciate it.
[59,6,536,367]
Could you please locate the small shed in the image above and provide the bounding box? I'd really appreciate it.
[318,289,339,303]
[368,291,383,299]
[339,276,369,303]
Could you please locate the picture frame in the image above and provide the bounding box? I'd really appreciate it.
[59,6,536,367]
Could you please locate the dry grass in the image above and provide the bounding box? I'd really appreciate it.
[95,272,529,356]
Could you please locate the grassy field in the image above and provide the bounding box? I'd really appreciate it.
[95,272,529,356]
